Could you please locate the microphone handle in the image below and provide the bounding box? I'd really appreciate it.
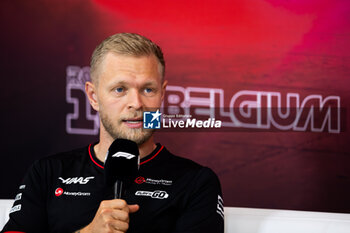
[114,180,123,199]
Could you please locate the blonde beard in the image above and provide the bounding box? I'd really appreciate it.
[100,111,155,145]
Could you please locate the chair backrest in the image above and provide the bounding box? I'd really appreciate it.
[0,199,13,230]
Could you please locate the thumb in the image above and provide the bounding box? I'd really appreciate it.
[128,204,139,213]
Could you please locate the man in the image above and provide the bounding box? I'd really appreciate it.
[1,33,224,233]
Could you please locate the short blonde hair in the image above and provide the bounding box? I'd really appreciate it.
[90,33,165,84]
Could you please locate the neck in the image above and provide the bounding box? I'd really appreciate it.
[138,136,157,159]
[94,130,156,163]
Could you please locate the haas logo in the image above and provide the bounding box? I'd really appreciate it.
[59,176,94,185]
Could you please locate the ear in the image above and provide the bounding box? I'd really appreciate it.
[85,81,99,111]
[161,80,168,102]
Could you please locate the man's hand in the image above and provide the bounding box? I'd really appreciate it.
[78,199,139,233]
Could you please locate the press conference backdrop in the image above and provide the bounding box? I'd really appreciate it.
[1,0,349,213]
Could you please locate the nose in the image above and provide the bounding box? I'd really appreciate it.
[127,89,142,110]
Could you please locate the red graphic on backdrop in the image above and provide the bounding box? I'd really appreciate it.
[135,177,146,184]
[2,0,348,213]
[55,188,63,197]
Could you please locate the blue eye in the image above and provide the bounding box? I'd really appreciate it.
[144,88,153,93]
[115,87,124,93]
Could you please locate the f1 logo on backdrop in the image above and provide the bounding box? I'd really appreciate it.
[143,110,162,129]
[66,66,342,134]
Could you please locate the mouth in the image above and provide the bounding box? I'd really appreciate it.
[122,118,143,123]
[122,118,143,128]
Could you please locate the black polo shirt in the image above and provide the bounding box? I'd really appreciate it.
[1,143,224,233]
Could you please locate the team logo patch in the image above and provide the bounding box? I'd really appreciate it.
[55,188,64,197]
[135,190,169,199]
[58,176,94,185]
[143,110,161,129]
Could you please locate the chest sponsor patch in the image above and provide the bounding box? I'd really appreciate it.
[134,176,172,185]
[58,176,94,185]
[54,187,91,197]
[135,190,169,199]
[63,191,91,196]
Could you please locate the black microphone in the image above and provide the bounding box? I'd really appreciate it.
[104,139,140,199]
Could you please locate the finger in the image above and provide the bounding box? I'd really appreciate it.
[100,199,128,210]
[111,209,129,222]
[110,219,129,232]
[128,204,140,213]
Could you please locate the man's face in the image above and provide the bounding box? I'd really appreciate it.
[92,53,166,145]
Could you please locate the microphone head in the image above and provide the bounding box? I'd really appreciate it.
[104,138,140,187]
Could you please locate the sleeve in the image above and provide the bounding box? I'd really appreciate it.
[1,160,49,233]
[173,167,225,233]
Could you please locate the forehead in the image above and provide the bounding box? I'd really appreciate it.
[98,52,162,84]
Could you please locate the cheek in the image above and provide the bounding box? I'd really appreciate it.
[144,96,162,108]
[99,98,123,114]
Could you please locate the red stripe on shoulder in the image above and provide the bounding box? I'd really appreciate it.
[88,144,104,169]
[140,146,164,165]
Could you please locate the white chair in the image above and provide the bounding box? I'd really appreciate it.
[0,200,13,230]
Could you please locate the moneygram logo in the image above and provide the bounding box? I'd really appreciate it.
[135,176,146,184]
[55,188,63,197]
